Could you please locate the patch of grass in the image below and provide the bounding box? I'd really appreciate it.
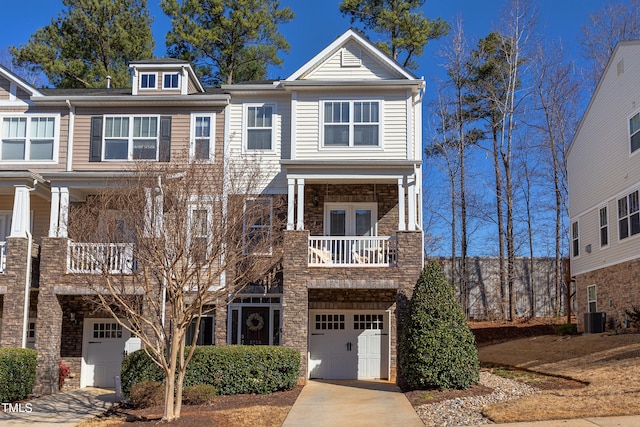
[481,363,564,386]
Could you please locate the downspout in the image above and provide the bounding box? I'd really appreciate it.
[21,183,36,348]
[65,100,75,172]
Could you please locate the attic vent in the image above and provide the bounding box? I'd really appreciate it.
[341,46,362,67]
[617,59,624,76]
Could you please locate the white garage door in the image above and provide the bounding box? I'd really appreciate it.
[82,319,141,388]
[309,310,389,380]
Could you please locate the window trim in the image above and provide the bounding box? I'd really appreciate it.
[243,197,273,255]
[162,72,180,90]
[243,103,276,154]
[571,220,580,258]
[102,114,161,161]
[0,114,60,163]
[319,99,383,149]
[599,205,609,248]
[139,72,158,90]
[189,112,216,161]
[617,189,640,241]
[629,110,640,155]
[587,284,597,313]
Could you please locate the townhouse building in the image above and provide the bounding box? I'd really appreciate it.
[0,29,424,393]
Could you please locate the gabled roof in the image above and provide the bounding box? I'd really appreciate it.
[0,64,44,97]
[285,28,419,82]
[568,39,640,156]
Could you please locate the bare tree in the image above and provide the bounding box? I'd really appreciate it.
[68,155,283,421]
[580,0,640,91]
[0,48,47,87]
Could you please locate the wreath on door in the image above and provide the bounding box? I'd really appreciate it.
[246,312,265,331]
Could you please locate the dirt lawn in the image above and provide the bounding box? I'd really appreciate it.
[478,331,640,423]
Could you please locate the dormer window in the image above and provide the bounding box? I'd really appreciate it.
[140,73,157,90]
[163,73,180,89]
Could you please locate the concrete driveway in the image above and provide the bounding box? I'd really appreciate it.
[0,388,114,426]
[282,380,423,427]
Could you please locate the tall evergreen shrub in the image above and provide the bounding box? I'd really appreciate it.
[399,261,479,390]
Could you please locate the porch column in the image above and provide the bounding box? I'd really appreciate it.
[296,178,305,230]
[144,187,163,238]
[397,177,406,231]
[48,187,60,237]
[287,178,295,230]
[408,174,416,231]
[10,185,31,237]
[59,187,69,238]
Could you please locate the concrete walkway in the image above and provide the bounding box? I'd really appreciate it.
[470,416,640,427]
[0,388,115,426]
[281,379,423,427]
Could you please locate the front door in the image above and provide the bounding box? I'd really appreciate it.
[242,307,270,345]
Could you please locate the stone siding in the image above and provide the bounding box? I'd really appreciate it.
[575,257,640,331]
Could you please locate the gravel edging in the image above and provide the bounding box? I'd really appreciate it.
[414,371,540,426]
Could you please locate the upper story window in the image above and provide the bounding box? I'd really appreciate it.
[571,221,579,258]
[245,104,274,151]
[243,197,273,255]
[188,204,213,264]
[599,206,609,247]
[618,189,640,240]
[104,116,159,161]
[140,73,157,90]
[630,112,640,154]
[322,100,380,147]
[163,73,180,89]
[190,113,215,161]
[0,115,57,161]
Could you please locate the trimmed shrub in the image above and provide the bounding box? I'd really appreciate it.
[399,261,479,390]
[182,384,217,405]
[555,323,578,335]
[0,348,37,402]
[129,380,164,408]
[121,345,299,397]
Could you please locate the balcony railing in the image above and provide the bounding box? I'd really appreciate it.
[308,236,397,267]
[0,241,5,273]
[68,242,135,274]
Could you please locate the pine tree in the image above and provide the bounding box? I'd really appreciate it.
[399,261,479,390]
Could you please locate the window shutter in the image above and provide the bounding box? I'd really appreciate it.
[89,116,103,162]
[159,116,171,162]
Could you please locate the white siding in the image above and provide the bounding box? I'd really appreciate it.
[305,42,402,81]
[569,43,640,274]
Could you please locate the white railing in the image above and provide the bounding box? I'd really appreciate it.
[0,241,5,273]
[308,236,397,267]
[67,242,135,274]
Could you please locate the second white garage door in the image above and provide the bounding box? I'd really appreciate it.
[308,310,389,380]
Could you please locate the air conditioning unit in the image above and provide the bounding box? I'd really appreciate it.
[584,312,606,334]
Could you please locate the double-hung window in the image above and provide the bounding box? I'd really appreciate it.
[243,198,273,255]
[599,206,609,247]
[1,116,56,161]
[191,113,215,160]
[571,221,579,257]
[630,112,640,153]
[587,285,597,313]
[618,190,640,240]
[188,205,212,264]
[104,116,159,160]
[246,105,274,151]
[323,100,380,147]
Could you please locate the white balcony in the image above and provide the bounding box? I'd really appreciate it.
[67,242,135,274]
[0,241,5,273]
[308,236,397,267]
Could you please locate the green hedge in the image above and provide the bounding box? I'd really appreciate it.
[0,348,37,402]
[121,345,300,397]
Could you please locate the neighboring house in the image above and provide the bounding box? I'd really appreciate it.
[0,29,424,394]
[568,40,640,332]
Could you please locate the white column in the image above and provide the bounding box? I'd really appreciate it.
[296,178,305,230]
[49,187,60,237]
[408,174,416,231]
[287,178,295,230]
[397,177,406,231]
[10,186,31,237]
[59,187,69,238]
